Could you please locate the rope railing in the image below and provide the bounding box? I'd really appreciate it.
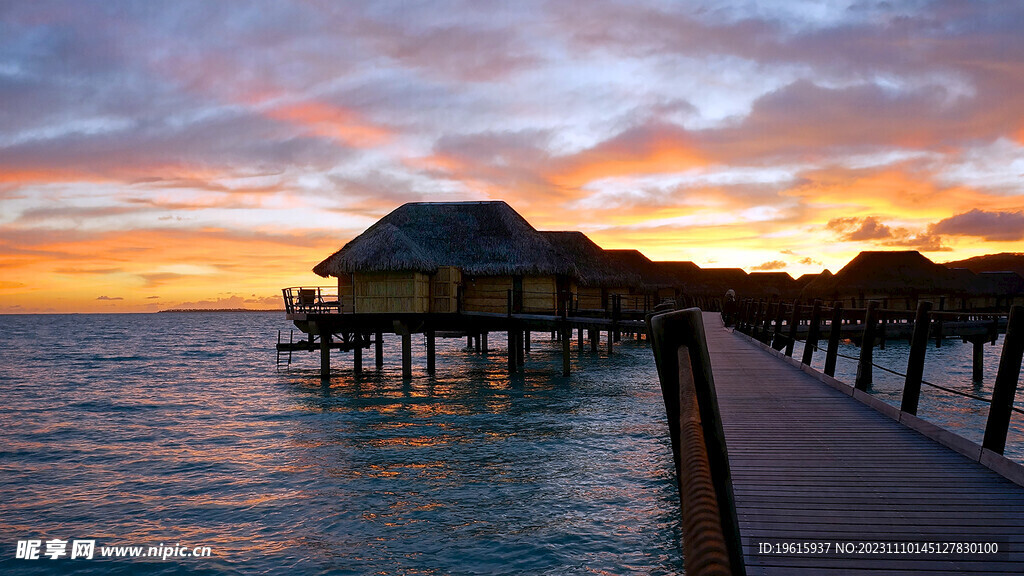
[732,298,1024,455]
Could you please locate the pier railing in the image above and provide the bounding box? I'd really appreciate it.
[649,308,745,576]
[732,298,1024,456]
[282,286,341,314]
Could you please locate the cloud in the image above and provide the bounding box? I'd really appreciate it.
[751,260,787,271]
[827,216,893,241]
[931,209,1024,241]
[96,295,123,300]
[826,215,950,251]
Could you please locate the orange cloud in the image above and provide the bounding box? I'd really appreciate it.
[267,101,392,148]
[549,128,707,190]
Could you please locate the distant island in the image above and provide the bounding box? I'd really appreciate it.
[158,308,282,313]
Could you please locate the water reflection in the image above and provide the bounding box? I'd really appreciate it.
[1,314,681,575]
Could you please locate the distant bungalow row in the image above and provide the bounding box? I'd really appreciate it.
[289,201,1024,317]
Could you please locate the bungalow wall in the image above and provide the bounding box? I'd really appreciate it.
[337,273,355,312]
[430,266,461,314]
[522,275,557,313]
[462,275,513,313]
[352,271,430,313]
[462,275,559,314]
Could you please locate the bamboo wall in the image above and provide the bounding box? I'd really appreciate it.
[462,276,513,313]
[337,274,354,311]
[522,275,557,313]
[352,271,430,313]
[431,266,461,313]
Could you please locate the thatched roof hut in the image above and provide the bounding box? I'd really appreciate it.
[747,271,798,299]
[313,201,573,277]
[802,251,960,300]
[604,249,677,290]
[699,268,750,296]
[540,231,640,287]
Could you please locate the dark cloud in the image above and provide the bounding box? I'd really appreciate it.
[96,295,123,300]
[931,209,1024,241]
[827,216,951,251]
[827,216,894,241]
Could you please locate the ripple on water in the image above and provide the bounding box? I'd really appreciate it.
[1,313,683,575]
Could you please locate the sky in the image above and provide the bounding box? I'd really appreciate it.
[2,0,1024,313]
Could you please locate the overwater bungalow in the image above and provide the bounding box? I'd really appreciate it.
[801,251,972,310]
[603,249,678,310]
[311,201,573,315]
[746,271,799,301]
[539,231,641,312]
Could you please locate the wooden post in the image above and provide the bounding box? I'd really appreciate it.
[482,332,488,354]
[401,328,412,380]
[771,301,786,350]
[983,306,1024,454]
[607,329,614,355]
[516,330,525,369]
[577,327,584,350]
[474,333,481,353]
[934,317,944,348]
[524,330,531,353]
[972,338,985,383]
[825,302,843,377]
[855,301,879,391]
[590,328,598,352]
[353,333,362,376]
[561,326,571,376]
[468,334,474,349]
[507,328,516,373]
[319,324,331,379]
[375,332,383,369]
[901,301,932,415]
[785,299,799,357]
[426,329,436,375]
[751,300,763,340]
[802,300,822,366]
[878,310,887,350]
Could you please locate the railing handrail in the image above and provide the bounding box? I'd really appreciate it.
[649,308,745,576]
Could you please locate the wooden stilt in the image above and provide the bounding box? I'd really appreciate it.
[426,329,436,375]
[561,327,570,376]
[508,329,516,373]
[590,328,598,353]
[353,333,362,375]
[524,330,531,353]
[401,327,412,379]
[475,332,481,353]
[577,327,584,350]
[319,324,331,379]
[482,332,488,354]
[972,337,985,383]
[375,332,383,368]
[607,330,614,355]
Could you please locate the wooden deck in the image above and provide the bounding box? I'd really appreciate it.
[702,312,1024,575]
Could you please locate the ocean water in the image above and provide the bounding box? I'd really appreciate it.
[0,313,681,575]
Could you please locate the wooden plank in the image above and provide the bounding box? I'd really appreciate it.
[701,312,1024,575]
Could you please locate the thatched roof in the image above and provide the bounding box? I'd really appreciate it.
[604,249,677,288]
[747,271,798,298]
[803,251,960,298]
[540,231,640,287]
[314,201,573,277]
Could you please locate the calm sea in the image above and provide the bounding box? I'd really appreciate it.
[2,313,1021,574]
[0,312,681,575]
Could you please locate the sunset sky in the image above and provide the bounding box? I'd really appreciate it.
[2,1,1024,313]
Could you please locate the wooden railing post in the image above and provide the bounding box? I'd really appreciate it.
[802,300,822,366]
[824,302,843,377]
[900,301,932,415]
[785,299,800,357]
[982,305,1024,454]
[855,301,879,391]
[648,309,745,576]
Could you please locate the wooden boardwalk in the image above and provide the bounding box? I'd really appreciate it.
[702,312,1024,575]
